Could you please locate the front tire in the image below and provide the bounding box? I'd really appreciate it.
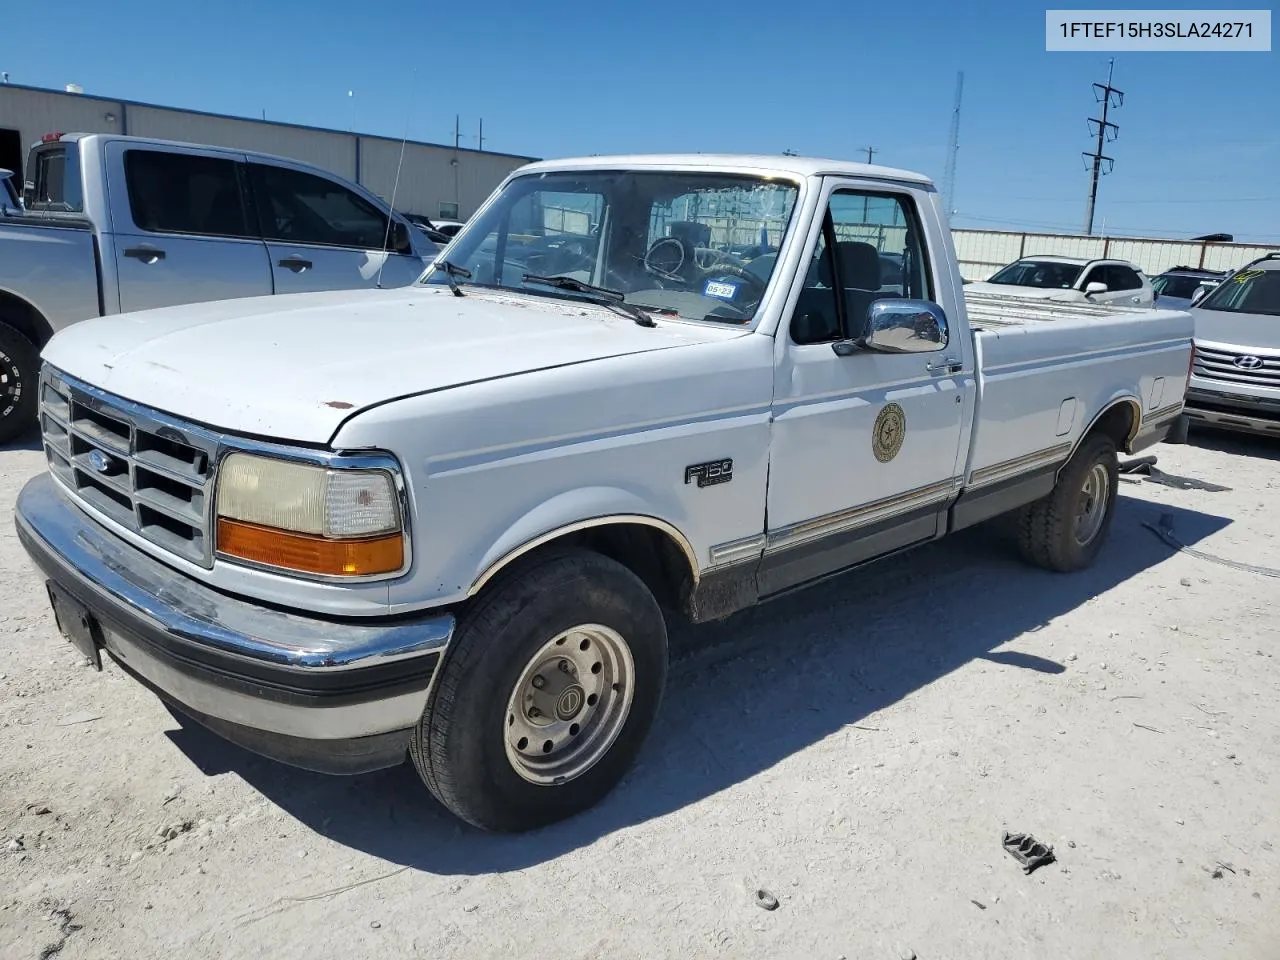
[0,322,39,446]
[1016,432,1119,572]
[410,548,668,832]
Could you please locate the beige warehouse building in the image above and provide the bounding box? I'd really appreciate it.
[0,82,536,221]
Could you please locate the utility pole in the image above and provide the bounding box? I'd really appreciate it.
[861,146,877,221]
[1082,58,1122,235]
[477,118,484,151]
[454,114,460,150]
[942,71,963,216]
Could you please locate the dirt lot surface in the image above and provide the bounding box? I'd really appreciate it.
[1,430,1277,960]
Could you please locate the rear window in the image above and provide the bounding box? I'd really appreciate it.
[27,145,83,213]
[124,149,252,238]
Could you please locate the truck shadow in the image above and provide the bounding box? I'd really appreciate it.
[1183,428,1280,463]
[162,494,1229,873]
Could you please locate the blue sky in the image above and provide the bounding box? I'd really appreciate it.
[4,0,1277,241]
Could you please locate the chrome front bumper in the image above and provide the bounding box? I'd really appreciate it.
[15,473,454,774]
[1185,385,1280,438]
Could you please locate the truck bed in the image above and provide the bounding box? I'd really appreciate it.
[0,213,102,329]
[962,290,1193,488]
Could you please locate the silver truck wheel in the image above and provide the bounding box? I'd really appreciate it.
[504,624,635,785]
[1073,462,1111,546]
[409,548,668,832]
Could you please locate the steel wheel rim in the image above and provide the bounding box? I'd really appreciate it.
[1074,462,1110,545]
[503,624,635,786]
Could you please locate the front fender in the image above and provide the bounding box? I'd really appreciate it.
[467,485,698,596]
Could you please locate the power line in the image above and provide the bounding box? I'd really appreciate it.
[1082,58,1123,235]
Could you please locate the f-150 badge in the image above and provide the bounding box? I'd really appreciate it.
[873,403,906,463]
[685,459,733,487]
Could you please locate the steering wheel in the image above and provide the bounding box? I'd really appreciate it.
[643,236,696,285]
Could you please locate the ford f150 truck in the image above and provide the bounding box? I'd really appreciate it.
[15,154,1193,832]
[0,133,438,443]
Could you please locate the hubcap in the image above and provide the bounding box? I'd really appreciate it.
[504,624,635,785]
[1073,462,1111,545]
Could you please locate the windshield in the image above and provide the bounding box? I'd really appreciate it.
[422,170,800,324]
[986,260,1083,289]
[1196,267,1280,317]
[1152,274,1218,299]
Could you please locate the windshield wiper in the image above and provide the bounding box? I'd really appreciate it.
[521,273,657,328]
[435,259,471,297]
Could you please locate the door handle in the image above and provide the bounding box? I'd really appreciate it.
[278,256,313,272]
[926,357,962,375]
[123,246,165,263]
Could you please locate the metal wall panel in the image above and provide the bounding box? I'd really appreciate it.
[954,228,1280,281]
[357,138,529,220]
[0,87,124,172]
[125,106,357,180]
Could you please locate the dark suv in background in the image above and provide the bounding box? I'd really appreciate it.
[1151,266,1229,310]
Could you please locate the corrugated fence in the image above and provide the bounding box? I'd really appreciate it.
[953,228,1280,282]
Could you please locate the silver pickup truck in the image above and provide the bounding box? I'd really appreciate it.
[0,133,439,443]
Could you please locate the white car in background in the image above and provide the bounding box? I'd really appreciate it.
[966,255,1156,307]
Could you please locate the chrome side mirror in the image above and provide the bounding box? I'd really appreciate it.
[1190,285,1209,305]
[833,299,949,356]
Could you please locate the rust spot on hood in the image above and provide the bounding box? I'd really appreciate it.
[324,400,355,409]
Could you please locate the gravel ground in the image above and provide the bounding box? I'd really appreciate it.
[1,429,1277,960]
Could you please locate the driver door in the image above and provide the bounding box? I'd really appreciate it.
[760,182,972,596]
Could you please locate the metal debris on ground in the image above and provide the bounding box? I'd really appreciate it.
[1118,456,1231,492]
[1144,513,1280,578]
[1002,831,1056,874]
[755,889,779,911]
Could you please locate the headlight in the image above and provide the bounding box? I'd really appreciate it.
[214,452,405,578]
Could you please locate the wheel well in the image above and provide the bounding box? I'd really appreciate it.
[480,522,698,619]
[1086,399,1140,454]
[0,291,54,349]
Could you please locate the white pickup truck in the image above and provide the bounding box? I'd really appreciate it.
[15,154,1193,832]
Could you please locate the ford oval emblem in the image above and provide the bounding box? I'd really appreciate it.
[87,449,112,473]
[1233,355,1263,370]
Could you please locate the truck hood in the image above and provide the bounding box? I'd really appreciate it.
[42,286,743,444]
[1190,307,1280,351]
[964,282,1084,301]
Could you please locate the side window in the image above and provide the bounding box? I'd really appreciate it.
[789,189,932,345]
[1080,265,1107,290]
[29,146,84,213]
[1107,265,1142,291]
[438,201,460,220]
[251,163,389,250]
[124,150,250,238]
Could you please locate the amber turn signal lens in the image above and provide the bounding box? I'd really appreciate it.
[216,518,404,577]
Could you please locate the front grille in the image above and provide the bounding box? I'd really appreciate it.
[40,368,218,566]
[1193,346,1280,390]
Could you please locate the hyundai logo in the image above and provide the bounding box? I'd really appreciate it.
[1233,355,1264,370]
[86,449,112,473]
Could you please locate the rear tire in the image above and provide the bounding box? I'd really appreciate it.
[0,321,39,446]
[410,548,668,832]
[1016,432,1119,573]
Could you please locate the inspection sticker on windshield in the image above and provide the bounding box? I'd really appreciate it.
[704,280,739,300]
